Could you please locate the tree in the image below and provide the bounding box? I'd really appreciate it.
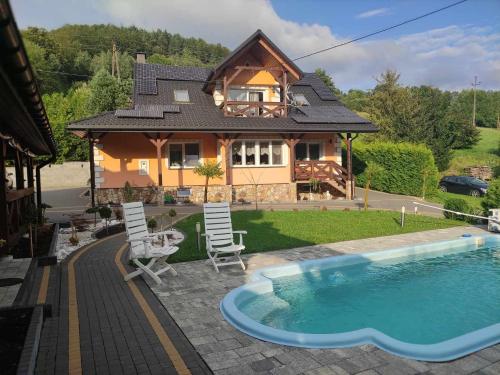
[193,161,224,203]
[314,68,341,97]
[482,179,500,214]
[87,69,132,113]
[363,162,384,211]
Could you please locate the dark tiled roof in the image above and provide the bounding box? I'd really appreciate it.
[70,45,377,134]
[115,104,180,119]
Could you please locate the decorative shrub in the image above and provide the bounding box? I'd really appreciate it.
[147,217,157,232]
[163,193,175,204]
[353,141,439,197]
[443,198,472,222]
[114,208,123,221]
[482,178,500,214]
[122,181,134,203]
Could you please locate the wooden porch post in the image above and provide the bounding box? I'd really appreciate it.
[283,71,288,117]
[88,132,96,207]
[282,134,302,182]
[345,133,353,200]
[0,140,8,251]
[216,134,239,186]
[26,156,34,188]
[14,150,24,189]
[146,133,171,187]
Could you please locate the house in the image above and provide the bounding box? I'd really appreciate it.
[69,30,377,205]
[0,0,57,252]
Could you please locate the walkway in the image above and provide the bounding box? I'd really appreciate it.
[29,233,211,375]
[148,226,500,375]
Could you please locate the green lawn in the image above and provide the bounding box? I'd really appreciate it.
[169,210,465,263]
[448,127,500,175]
[427,191,484,211]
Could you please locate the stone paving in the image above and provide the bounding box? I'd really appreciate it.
[0,255,31,307]
[148,226,500,375]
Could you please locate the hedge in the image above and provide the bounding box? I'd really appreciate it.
[353,141,439,197]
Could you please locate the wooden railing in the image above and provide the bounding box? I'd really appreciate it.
[294,160,348,189]
[225,101,286,118]
[6,187,35,246]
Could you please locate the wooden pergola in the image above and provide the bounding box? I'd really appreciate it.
[0,0,57,253]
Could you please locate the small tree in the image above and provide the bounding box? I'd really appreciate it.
[168,208,177,228]
[363,162,384,211]
[147,217,157,233]
[86,206,99,228]
[98,206,112,233]
[482,178,500,214]
[193,161,224,203]
[122,181,134,203]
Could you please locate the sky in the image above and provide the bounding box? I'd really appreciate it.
[11,0,500,91]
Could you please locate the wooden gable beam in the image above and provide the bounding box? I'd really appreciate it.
[257,39,301,80]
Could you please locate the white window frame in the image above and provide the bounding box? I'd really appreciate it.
[166,141,201,169]
[231,140,286,167]
[295,141,325,161]
[173,89,190,102]
[138,159,149,175]
[228,88,266,102]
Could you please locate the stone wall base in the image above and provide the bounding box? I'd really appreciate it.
[96,183,300,204]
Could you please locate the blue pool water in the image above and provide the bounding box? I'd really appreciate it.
[221,236,500,361]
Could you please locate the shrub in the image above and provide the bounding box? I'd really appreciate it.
[114,208,123,221]
[482,178,500,214]
[443,198,471,221]
[122,181,134,203]
[147,217,157,232]
[353,141,439,197]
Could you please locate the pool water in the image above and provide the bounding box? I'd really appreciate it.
[239,243,500,345]
[221,236,500,360]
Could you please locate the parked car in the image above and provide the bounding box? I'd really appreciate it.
[439,176,488,197]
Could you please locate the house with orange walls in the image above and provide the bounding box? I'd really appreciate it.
[69,30,377,205]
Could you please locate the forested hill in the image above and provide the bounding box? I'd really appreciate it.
[22,24,230,94]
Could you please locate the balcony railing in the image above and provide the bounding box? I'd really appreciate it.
[294,160,348,189]
[225,101,286,118]
[6,187,35,246]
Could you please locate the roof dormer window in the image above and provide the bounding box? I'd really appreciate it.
[174,89,190,102]
[293,93,310,106]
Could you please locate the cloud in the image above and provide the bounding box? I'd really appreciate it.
[99,0,500,90]
[356,8,389,19]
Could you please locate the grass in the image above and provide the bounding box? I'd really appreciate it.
[169,210,465,263]
[447,127,500,176]
[427,191,484,211]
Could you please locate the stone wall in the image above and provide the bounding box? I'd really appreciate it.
[95,183,296,204]
[232,183,294,203]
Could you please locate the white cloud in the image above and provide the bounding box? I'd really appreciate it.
[356,8,389,19]
[99,0,500,90]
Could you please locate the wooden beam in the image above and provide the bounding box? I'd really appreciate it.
[150,132,172,187]
[345,132,353,200]
[14,150,24,189]
[257,39,301,80]
[283,71,288,117]
[216,134,240,185]
[223,75,228,116]
[0,139,8,252]
[282,134,303,182]
[88,133,96,207]
[225,67,244,87]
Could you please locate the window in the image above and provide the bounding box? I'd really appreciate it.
[231,141,284,166]
[138,160,149,175]
[168,143,200,167]
[295,142,322,161]
[174,89,189,102]
[293,93,310,106]
[228,89,264,102]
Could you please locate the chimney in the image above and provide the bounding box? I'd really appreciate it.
[136,52,146,64]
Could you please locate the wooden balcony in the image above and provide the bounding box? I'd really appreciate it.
[294,160,348,193]
[225,101,286,118]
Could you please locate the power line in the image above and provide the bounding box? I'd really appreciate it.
[292,0,470,61]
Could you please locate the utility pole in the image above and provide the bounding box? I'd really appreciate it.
[111,41,120,80]
[111,41,116,78]
[471,75,481,127]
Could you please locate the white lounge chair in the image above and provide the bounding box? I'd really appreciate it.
[202,202,247,272]
[122,202,178,285]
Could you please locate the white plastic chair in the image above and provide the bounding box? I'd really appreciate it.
[122,202,178,284]
[202,202,247,272]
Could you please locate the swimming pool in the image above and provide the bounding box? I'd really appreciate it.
[220,235,500,361]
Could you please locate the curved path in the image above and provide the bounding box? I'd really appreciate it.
[35,233,211,375]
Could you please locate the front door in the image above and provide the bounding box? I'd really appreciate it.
[295,142,321,161]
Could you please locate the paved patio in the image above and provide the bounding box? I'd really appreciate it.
[148,226,500,375]
[0,255,31,307]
